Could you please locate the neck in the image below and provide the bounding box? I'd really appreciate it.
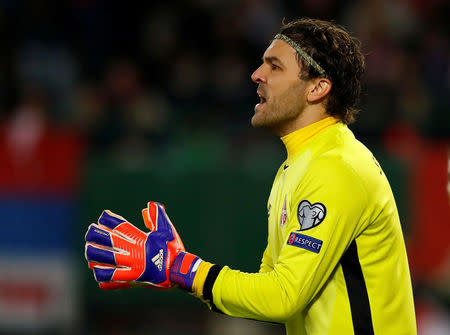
[281,116,338,164]
[277,105,328,137]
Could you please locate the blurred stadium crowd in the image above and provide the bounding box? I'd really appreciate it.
[0,0,448,334]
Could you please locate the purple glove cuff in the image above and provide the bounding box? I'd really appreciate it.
[169,252,202,291]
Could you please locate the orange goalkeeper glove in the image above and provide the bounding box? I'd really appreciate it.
[84,201,210,292]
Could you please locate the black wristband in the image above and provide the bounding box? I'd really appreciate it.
[202,264,223,312]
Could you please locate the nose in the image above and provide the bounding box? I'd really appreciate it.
[251,64,266,84]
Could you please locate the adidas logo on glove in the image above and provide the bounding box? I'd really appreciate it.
[152,249,164,271]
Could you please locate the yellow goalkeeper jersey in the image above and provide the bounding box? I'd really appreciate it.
[201,117,416,335]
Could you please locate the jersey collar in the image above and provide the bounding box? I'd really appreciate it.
[281,116,339,165]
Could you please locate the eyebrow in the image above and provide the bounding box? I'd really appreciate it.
[262,56,285,68]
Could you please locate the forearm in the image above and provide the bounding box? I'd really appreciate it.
[186,262,300,323]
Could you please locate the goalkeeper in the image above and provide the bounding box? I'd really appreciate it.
[85,19,416,335]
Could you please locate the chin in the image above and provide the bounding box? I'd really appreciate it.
[250,115,261,128]
[252,104,268,127]
[251,113,274,130]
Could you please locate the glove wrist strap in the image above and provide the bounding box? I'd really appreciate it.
[169,252,202,291]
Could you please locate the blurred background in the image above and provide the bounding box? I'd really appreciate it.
[0,0,448,334]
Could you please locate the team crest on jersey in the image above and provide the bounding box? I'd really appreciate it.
[297,200,326,231]
[280,195,287,226]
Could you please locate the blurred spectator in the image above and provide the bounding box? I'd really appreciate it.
[77,58,172,167]
[0,86,83,193]
[16,42,78,122]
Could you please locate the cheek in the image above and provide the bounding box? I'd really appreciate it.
[275,83,303,103]
[268,80,290,101]
[274,84,307,112]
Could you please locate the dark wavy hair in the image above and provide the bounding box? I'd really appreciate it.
[278,18,365,124]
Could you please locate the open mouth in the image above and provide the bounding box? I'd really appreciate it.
[257,91,267,105]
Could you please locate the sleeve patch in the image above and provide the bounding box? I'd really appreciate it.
[297,200,326,231]
[287,232,323,254]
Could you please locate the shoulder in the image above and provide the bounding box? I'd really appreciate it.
[308,125,380,187]
[298,141,377,206]
[305,153,368,197]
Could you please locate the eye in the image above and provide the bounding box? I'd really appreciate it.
[271,64,280,71]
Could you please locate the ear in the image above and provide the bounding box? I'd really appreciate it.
[306,78,332,103]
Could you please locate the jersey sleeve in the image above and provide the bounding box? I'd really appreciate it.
[208,157,370,322]
[258,241,274,273]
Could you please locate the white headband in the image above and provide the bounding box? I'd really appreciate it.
[274,33,327,78]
